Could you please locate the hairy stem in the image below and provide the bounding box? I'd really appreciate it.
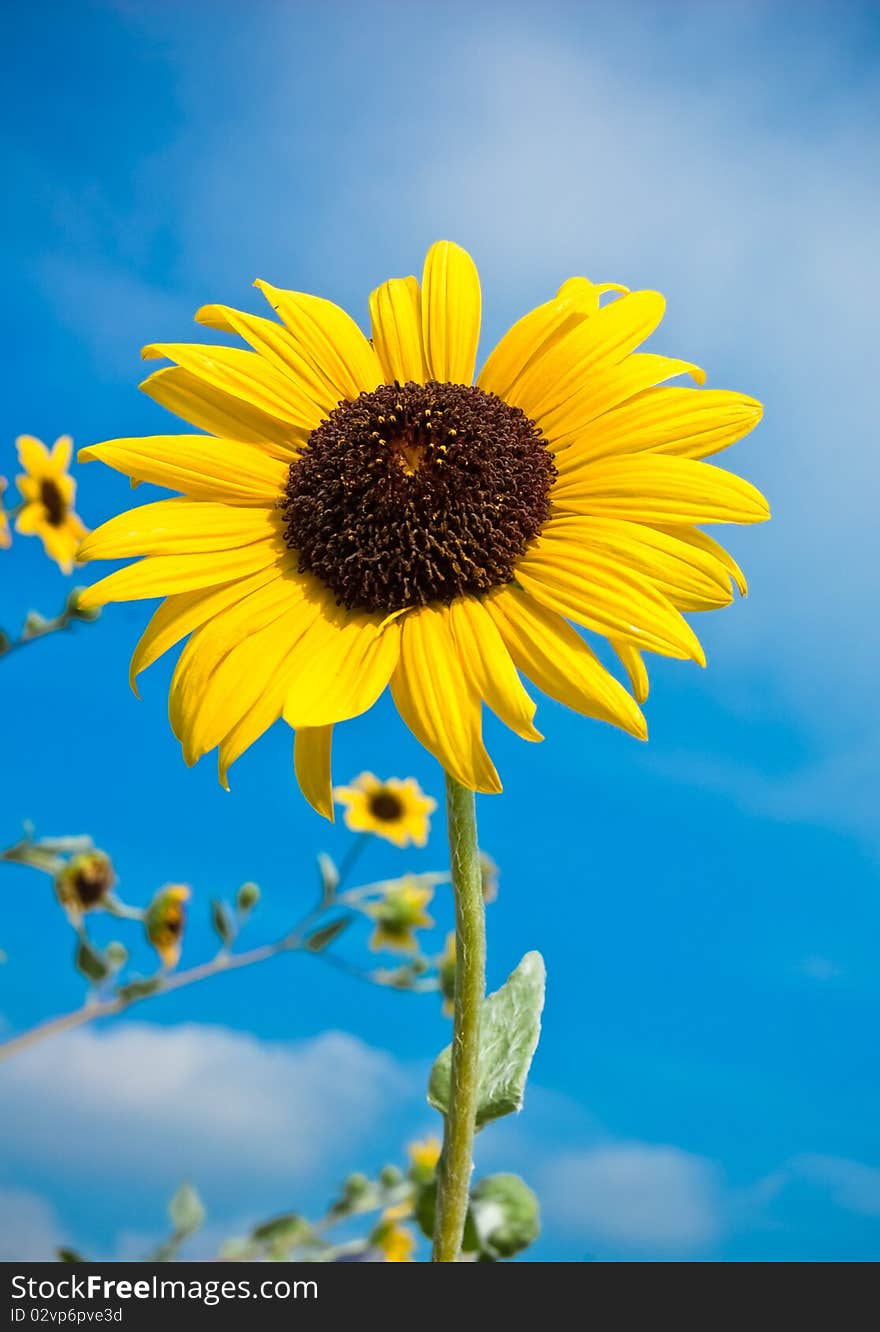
[432,773,485,1262]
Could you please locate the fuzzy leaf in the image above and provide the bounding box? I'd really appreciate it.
[428,951,545,1128]
[75,939,109,983]
[169,1181,205,1237]
[305,916,351,952]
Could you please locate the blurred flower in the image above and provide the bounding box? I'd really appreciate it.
[55,850,115,915]
[15,436,87,574]
[334,773,436,847]
[0,477,11,550]
[366,877,434,954]
[76,240,766,809]
[145,885,190,969]
[438,931,456,1015]
[372,1208,416,1263]
[408,1136,442,1183]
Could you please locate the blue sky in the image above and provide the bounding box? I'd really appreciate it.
[1,0,879,1261]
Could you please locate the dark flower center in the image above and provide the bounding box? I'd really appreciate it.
[40,479,66,527]
[369,790,405,822]
[282,381,555,613]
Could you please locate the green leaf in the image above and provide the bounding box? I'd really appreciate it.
[427,950,545,1129]
[56,1248,85,1263]
[305,916,351,952]
[169,1181,205,1237]
[211,898,235,947]
[75,938,109,983]
[251,1213,311,1251]
[116,977,161,1002]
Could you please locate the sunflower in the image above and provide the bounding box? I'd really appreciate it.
[16,435,88,573]
[373,1210,417,1263]
[334,772,437,847]
[77,241,767,814]
[0,478,11,550]
[145,884,190,969]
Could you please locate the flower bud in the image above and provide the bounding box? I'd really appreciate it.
[145,884,190,969]
[55,851,115,914]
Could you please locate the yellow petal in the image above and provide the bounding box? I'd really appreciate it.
[478,278,626,401]
[128,566,282,695]
[485,585,646,737]
[506,290,666,422]
[420,241,481,384]
[652,524,748,596]
[77,543,286,610]
[282,608,401,729]
[390,606,501,794]
[516,530,706,663]
[538,353,705,451]
[195,303,344,418]
[369,276,428,384]
[140,366,307,456]
[79,436,287,507]
[78,500,280,560]
[447,595,541,741]
[552,454,770,526]
[142,343,323,433]
[16,435,51,474]
[556,388,763,472]
[610,639,650,703]
[254,281,384,401]
[169,576,313,757]
[293,727,335,820]
[50,436,73,472]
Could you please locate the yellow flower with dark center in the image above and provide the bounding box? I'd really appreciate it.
[367,878,434,954]
[55,851,116,915]
[0,478,11,550]
[373,1210,416,1263]
[334,772,436,847]
[145,884,190,969]
[16,436,87,573]
[76,242,767,811]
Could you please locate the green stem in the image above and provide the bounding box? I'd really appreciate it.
[431,772,485,1262]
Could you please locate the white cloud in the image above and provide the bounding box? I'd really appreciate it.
[0,1187,66,1261]
[0,1022,413,1194]
[541,1142,723,1252]
[791,1155,880,1217]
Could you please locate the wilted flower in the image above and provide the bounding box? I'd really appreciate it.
[77,241,765,811]
[334,772,436,847]
[55,851,115,915]
[15,436,87,573]
[145,884,190,969]
[366,878,434,954]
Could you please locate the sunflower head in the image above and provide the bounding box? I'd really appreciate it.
[145,884,190,969]
[366,877,434,954]
[55,851,115,915]
[15,436,87,573]
[77,241,767,812]
[334,772,437,847]
[437,931,457,1016]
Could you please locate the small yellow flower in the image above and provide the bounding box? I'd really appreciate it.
[366,877,434,954]
[55,851,115,915]
[438,931,456,1015]
[334,773,436,847]
[145,884,190,969]
[408,1136,442,1180]
[15,435,87,573]
[373,1211,416,1263]
[0,477,11,550]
